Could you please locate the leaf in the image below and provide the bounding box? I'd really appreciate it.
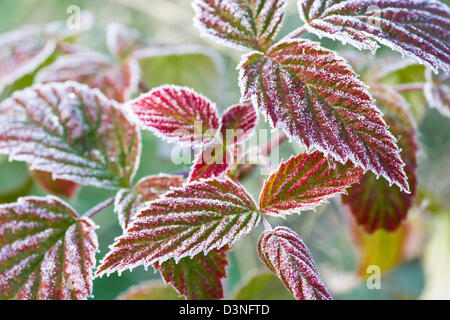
[0,26,56,94]
[106,23,142,60]
[193,0,287,51]
[258,226,332,300]
[131,85,221,146]
[220,103,258,145]
[424,69,450,117]
[154,246,229,300]
[239,39,409,191]
[35,52,140,102]
[0,196,98,300]
[342,85,418,232]
[259,151,363,217]
[117,280,184,300]
[298,0,450,73]
[115,174,185,230]
[31,169,80,199]
[233,272,294,300]
[0,82,141,189]
[45,11,95,41]
[188,143,233,181]
[97,178,260,276]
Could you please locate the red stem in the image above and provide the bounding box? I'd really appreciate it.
[393,83,425,92]
[84,197,115,219]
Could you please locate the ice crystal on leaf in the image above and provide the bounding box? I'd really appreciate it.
[131,85,221,146]
[239,39,409,192]
[31,170,80,199]
[220,103,258,145]
[35,52,140,103]
[424,69,450,117]
[154,246,229,300]
[258,226,332,300]
[0,82,141,189]
[96,178,260,276]
[189,143,233,181]
[298,0,450,73]
[260,151,363,217]
[115,174,185,230]
[0,196,98,300]
[193,0,288,52]
[343,85,418,233]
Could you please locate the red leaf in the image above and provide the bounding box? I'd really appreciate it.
[0,196,98,300]
[239,39,409,192]
[258,226,331,300]
[342,85,418,233]
[220,103,258,145]
[0,26,56,94]
[106,23,142,60]
[31,169,80,199]
[193,0,287,51]
[154,246,229,300]
[131,85,221,146]
[0,82,141,189]
[260,151,363,217]
[188,143,233,181]
[97,178,260,276]
[424,69,450,118]
[35,52,140,102]
[115,174,185,230]
[299,0,450,73]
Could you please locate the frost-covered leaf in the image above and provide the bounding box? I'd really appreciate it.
[258,226,331,300]
[0,26,56,94]
[44,11,95,41]
[220,103,258,145]
[0,196,98,300]
[0,82,141,189]
[189,143,233,181]
[31,170,80,199]
[299,0,450,72]
[106,23,142,60]
[233,272,294,300]
[131,85,221,146]
[97,178,260,276]
[117,280,184,300]
[115,174,184,230]
[154,246,229,300]
[424,69,450,117]
[193,0,287,51]
[260,151,363,217]
[35,52,140,103]
[342,85,418,232]
[239,39,409,191]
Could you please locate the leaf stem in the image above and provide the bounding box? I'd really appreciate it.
[84,197,115,219]
[393,82,425,92]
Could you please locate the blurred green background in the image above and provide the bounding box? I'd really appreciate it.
[0,0,449,300]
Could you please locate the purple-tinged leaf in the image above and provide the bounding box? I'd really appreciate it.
[106,23,142,60]
[189,143,233,181]
[193,0,287,51]
[220,103,258,145]
[154,246,229,300]
[0,196,98,300]
[35,52,140,103]
[260,151,363,217]
[299,0,450,72]
[31,169,80,199]
[115,174,185,230]
[424,69,450,117]
[0,82,141,189]
[131,85,221,146]
[239,39,409,192]
[0,26,56,94]
[258,226,332,300]
[342,85,418,233]
[97,178,260,276]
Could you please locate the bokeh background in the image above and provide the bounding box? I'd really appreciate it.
[0,0,449,300]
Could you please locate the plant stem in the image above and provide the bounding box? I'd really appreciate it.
[84,197,115,219]
[281,25,307,42]
[393,82,425,92]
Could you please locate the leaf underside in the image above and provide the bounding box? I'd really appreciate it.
[0,196,98,300]
[299,0,450,72]
[0,82,141,189]
[239,39,409,191]
[31,169,80,199]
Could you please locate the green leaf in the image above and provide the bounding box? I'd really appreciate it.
[117,280,184,300]
[233,272,294,300]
